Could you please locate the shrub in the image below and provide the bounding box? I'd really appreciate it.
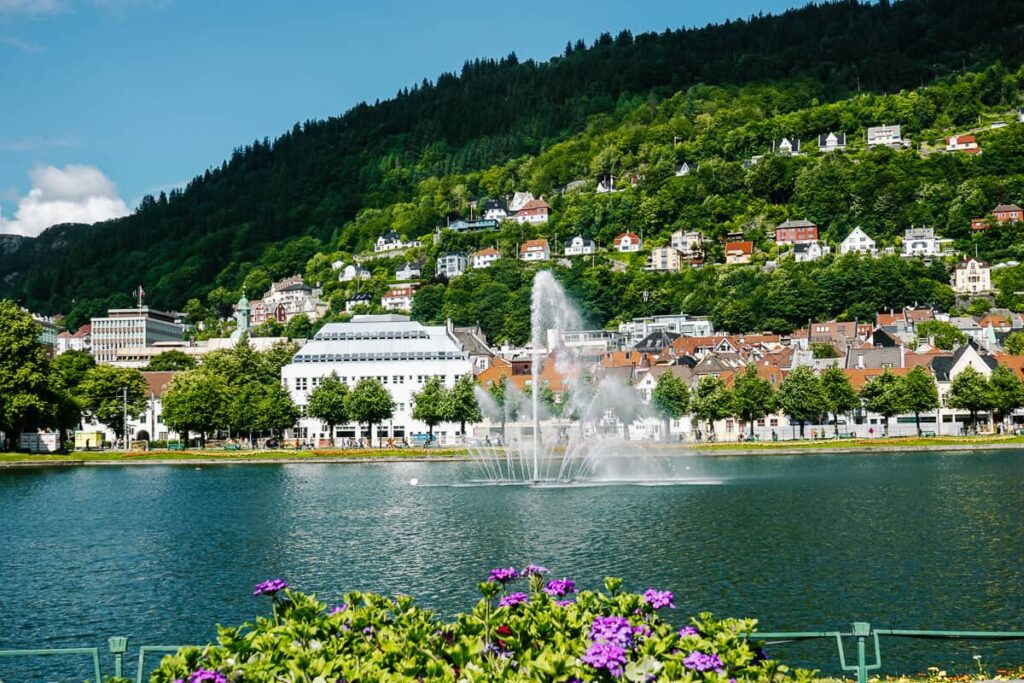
[151,571,816,683]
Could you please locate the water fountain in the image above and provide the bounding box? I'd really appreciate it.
[470,270,653,484]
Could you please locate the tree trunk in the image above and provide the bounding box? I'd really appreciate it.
[748,416,755,438]
[915,412,921,437]
[798,420,805,438]
[833,412,840,438]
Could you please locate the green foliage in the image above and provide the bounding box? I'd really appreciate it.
[986,365,1024,424]
[690,375,733,435]
[915,320,968,350]
[819,366,860,428]
[965,298,992,316]
[810,343,840,359]
[946,365,995,431]
[146,350,197,371]
[150,579,813,683]
[650,370,689,438]
[0,300,57,444]
[901,366,941,435]
[76,365,148,443]
[306,372,350,438]
[412,376,448,437]
[859,369,906,437]
[1003,331,1024,355]
[346,378,395,446]
[161,371,230,443]
[445,374,482,435]
[731,364,776,436]
[776,366,827,437]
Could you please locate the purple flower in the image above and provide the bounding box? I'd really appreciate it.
[521,564,549,576]
[582,642,627,678]
[329,604,347,616]
[498,592,529,608]
[643,589,675,610]
[590,616,634,648]
[755,648,770,662]
[543,578,577,597]
[362,626,375,636]
[683,651,725,673]
[488,567,518,583]
[188,670,227,683]
[556,599,575,607]
[678,626,699,637]
[252,579,288,596]
[633,624,653,640]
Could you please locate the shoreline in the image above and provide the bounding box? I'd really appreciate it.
[2,438,1024,468]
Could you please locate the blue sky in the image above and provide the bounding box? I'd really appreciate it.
[0,0,808,236]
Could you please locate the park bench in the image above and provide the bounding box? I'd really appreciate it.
[223,444,242,451]
[837,432,856,439]
[167,443,186,451]
[921,431,936,437]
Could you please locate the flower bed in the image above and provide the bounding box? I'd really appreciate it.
[151,570,816,683]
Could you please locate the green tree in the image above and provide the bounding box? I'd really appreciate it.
[487,375,520,440]
[255,382,300,437]
[445,374,482,438]
[346,378,395,447]
[284,313,314,340]
[650,370,690,440]
[306,372,350,444]
[946,366,994,433]
[732,364,775,437]
[161,370,230,446]
[690,375,734,439]
[146,350,197,371]
[820,367,860,437]
[900,366,940,436]
[1004,331,1024,355]
[412,376,448,438]
[859,369,905,438]
[52,350,96,389]
[915,320,968,350]
[810,343,841,359]
[0,300,55,447]
[777,366,827,438]
[77,365,148,445]
[987,365,1024,429]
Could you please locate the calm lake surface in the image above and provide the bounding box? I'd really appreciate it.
[1,450,1023,681]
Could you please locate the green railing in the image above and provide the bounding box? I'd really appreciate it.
[1,623,1023,683]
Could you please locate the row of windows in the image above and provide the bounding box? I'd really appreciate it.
[293,351,464,363]
[313,330,429,341]
[290,375,457,391]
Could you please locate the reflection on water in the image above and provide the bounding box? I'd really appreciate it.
[1,450,1022,681]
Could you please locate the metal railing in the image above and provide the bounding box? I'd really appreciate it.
[1,623,1023,683]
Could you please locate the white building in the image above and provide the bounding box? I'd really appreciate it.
[90,307,184,365]
[670,230,703,258]
[946,134,980,154]
[437,253,468,278]
[646,246,684,272]
[818,132,846,152]
[509,192,535,212]
[481,199,508,221]
[250,276,327,324]
[675,163,699,176]
[952,258,992,294]
[902,227,942,258]
[511,199,552,225]
[618,314,715,346]
[375,231,406,252]
[56,324,92,355]
[281,315,474,445]
[472,247,501,269]
[519,239,550,261]
[793,241,830,263]
[345,293,374,313]
[381,286,415,312]
[867,124,910,149]
[613,232,642,253]
[395,261,422,281]
[840,227,877,255]
[339,264,371,282]
[564,235,597,256]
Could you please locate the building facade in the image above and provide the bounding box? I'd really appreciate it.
[952,258,992,294]
[646,246,684,272]
[774,220,819,244]
[90,308,183,364]
[281,315,473,445]
[840,227,876,255]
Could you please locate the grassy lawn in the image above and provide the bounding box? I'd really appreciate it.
[0,447,469,463]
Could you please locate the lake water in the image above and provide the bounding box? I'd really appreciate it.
[1,450,1023,681]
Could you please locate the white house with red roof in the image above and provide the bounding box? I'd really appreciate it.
[725,241,754,265]
[613,232,642,253]
[946,134,980,154]
[381,286,415,312]
[519,239,550,261]
[472,246,501,269]
[511,198,551,225]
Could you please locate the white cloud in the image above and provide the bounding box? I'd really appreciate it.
[0,0,62,15]
[0,35,43,52]
[0,163,130,237]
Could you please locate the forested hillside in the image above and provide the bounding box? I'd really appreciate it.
[4,0,1024,322]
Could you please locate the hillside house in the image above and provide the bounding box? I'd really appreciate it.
[564,235,597,256]
[675,162,699,176]
[519,238,550,262]
[381,286,415,312]
[509,192,534,212]
[993,204,1023,223]
[596,173,616,193]
[946,134,980,154]
[725,241,753,265]
[436,253,468,278]
[482,199,508,221]
[775,219,819,244]
[375,231,406,252]
[818,132,846,152]
[902,227,942,257]
[793,241,830,263]
[840,227,876,255]
[345,293,373,313]
[472,247,501,269]
[395,261,422,281]
[512,198,551,225]
[613,232,642,253]
[338,264,371,282]
[867,124,910,149]
[952,258,992,295]
[670,230,703,259]
[646,247,684,272]
[771,138,800,155]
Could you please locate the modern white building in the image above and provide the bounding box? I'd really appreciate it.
[618,314,715,346]
[902,227,943,258]
[90,307,184,364]
[840,227,877,255]
[564,235,597,256]
[646,246,684,272]
[952,258,992,294]
[670,230,703,259]
[281,315,474,445]
[867,124,910,149]
[437,253,468,278]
